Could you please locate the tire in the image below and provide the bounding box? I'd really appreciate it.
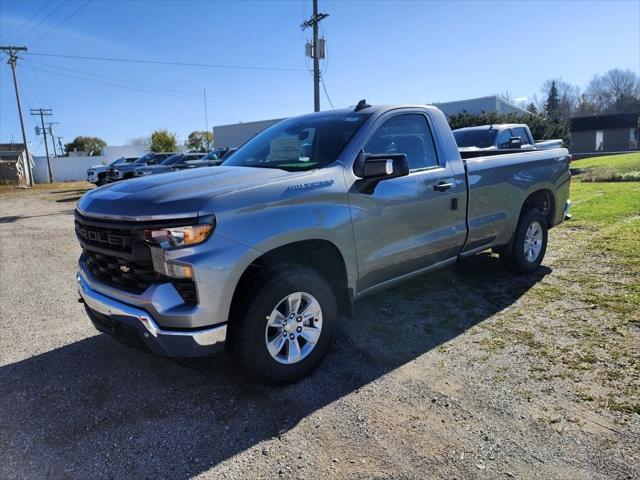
[510,208,548,274]
[228,265,337,385]
[96,174,106,186]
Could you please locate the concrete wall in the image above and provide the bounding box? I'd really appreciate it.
[33,145,148,183]
[213,118,284,148]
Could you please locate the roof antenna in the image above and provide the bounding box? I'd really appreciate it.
[354,99,371,112]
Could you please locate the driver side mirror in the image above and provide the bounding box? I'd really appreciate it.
[508,137,523,149]
[354,152,409,194]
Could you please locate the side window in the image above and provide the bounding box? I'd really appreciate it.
[496,129,512,148]
[364,114,438,170]
[512,127,531,145]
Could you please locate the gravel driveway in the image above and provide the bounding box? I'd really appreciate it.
[1,182,637,479]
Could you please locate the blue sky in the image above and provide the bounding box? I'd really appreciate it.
[1,0,639,155]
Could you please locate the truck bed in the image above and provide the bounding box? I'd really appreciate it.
[461,148,571,254]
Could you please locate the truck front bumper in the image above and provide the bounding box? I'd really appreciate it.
[77,273,226,357]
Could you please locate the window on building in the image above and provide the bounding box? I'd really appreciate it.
[630,128,638,150]
[595,130,604,151]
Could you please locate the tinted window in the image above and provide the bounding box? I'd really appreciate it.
[223,112,370,171]
[161,154,184,165]
[364,114,438,170]
[512,127,531,145]
[497,129,512,149]
[453,129,498,148]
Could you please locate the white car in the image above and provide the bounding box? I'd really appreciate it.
[87,157,137,186]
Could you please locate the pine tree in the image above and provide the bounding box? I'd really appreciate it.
[527,103,537,114]
[545,81,560,116]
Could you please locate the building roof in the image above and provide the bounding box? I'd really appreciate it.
[0,143,26,152]
[571,112,639,132]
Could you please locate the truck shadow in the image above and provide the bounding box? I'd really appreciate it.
[0,253,550,479]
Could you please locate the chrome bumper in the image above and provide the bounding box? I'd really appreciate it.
[77,273,226,357]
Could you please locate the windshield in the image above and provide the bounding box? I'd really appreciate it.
[202,149,224,160]
[222,112,371,171]
[161,154,185,165]
[109,157,126,166]
[134,152,154,164]
[453,129,498,148]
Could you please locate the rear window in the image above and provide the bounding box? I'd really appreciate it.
[453,130,498,148]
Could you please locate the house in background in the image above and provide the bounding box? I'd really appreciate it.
[0,143,33,185]
[432,95,530,117]
[570,112,639,156]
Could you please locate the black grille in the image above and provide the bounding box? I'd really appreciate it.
[75,220,133,254]
[76,213,198,304]
[173,281,197,304]
[83,249,155,294]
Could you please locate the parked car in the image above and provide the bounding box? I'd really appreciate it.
[75,103,571,385]
[134,153,205,177]
[453,124,563,154]
[87,156,137,186]
[106,152,176,182]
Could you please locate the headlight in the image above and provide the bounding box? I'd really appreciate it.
[143,222,214,249]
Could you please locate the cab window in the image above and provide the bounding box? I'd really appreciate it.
[497,129,512,149]
[512,127,531,145]
[364,114,438,171]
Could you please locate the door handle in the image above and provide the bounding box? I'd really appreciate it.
[433,181,453,192]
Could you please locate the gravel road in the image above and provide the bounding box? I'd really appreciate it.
[1,182,637,479]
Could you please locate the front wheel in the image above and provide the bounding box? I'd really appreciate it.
[510,208,548,274]
[228,265,337,385]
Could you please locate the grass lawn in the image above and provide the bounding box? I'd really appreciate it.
[572,152,640,182]
[566,156,640,318]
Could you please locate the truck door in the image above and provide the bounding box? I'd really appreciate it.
[348,113,467,292]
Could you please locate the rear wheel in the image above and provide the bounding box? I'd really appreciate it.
[229,265,337,385]
[508,208,548,274]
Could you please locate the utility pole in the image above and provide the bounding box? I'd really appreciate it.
[203,88,210,150]
[301,0,328,112]
[1,45,33,186]
[31,108,53,183]
[45,121,60,157]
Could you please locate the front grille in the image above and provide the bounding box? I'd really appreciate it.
[83,249,155,293]
[75,220,133,254]
[76,213,198,304]
[82,249,198,304]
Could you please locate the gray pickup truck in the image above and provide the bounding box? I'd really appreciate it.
[453,124,564,152]
[75,103,571,384]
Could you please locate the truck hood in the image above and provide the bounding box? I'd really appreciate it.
[77,166,294,221]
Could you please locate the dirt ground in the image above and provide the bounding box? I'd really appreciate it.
[0,182,638,479]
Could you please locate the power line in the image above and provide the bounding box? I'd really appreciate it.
[30,0,93,45]
[320,74,335,109]
[15,1,65,43]
[3,0,54,42]
[22,58,299,108]
[27,52,307,72]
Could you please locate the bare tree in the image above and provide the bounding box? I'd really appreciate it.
[539,78,581,117]
[584,69,640,113]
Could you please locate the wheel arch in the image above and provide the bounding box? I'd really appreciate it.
[229,239,353,323]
